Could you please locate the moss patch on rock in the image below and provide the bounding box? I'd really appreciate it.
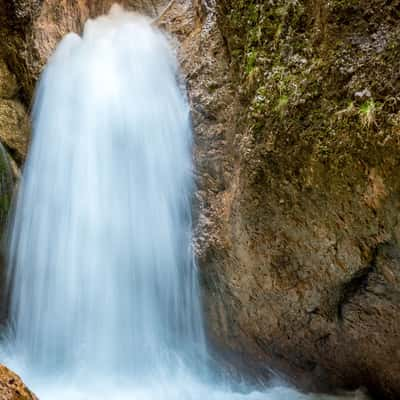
[218,0,400,196]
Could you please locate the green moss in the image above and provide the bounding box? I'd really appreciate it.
[359,99,381,129]
[218,0,400,194]
[275,95,289,114]
[245,50,258,75]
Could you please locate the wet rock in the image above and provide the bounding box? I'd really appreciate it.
[0,142,14,227]
[0,61,17,100]
[0,100,29,163]
[0,364,37,400]
[197,1,400,398]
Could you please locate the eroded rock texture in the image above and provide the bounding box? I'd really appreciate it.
[0,0,398,399]
[0,365,37,400]
[199,1,400,399]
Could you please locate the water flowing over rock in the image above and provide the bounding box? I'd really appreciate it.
[2,6,207,396]
[0,1,398,399]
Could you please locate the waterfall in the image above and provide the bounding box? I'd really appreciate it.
[0,5,364,400]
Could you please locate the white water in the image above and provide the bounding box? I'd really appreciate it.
[0,5,366,400]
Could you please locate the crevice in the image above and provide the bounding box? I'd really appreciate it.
[337,251,377,321]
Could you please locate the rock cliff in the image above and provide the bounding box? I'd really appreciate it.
[202,1,400,398]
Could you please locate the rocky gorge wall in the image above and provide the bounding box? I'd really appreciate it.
[0,1,398,399]
[203,1,400,398]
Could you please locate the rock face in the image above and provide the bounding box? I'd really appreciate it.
[0,142,14,228]
[199,1,400,399]
[0,0,399,399]
[0,365,37,400]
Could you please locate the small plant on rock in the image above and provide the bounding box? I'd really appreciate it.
[359,99,378,129]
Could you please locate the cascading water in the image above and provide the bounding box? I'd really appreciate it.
[0,5,365,400]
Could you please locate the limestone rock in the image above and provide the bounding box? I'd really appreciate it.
[0,100,29,163]
[0,142,14,227]
[0,365,37,400]
[198,1,400,399]
[0,60,17,100]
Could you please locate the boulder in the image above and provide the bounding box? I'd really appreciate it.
[0,365,37,400]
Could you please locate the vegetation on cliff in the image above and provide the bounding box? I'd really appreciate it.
[219,0,400,191]
[203,1,400,399]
